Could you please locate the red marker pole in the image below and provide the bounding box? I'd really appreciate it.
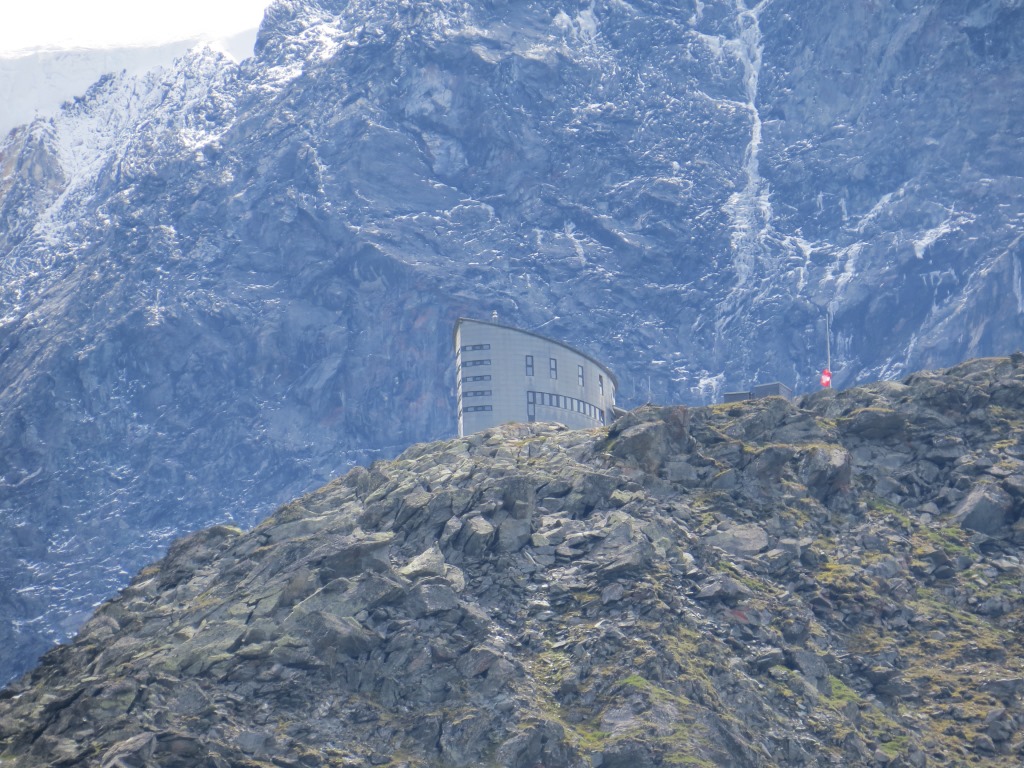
[821,368,832,388]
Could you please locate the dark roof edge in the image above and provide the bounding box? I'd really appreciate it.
[454,317,620,389]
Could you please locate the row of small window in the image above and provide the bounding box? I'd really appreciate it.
[462,405,493,413]
[461,355,605,395]
[463,390,492,398]
[527,391,605,424]
[460,343,491,351]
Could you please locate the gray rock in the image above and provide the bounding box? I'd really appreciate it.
[973,733,997,753]
[456,517,495,556]
[443,564,466,592]
[601,583,626,604]
[305,613,380,658]
[694,576,753,602]
[314,532,395,578]
[410,581,460,616]
[954,484,1015,535]
[235,731,273,756]
[708,523,769,556]
[497,517,532,553]
[455,645,502,678]
[981,678,1024,700]
[400,545,446,579]
[100,733,156,766]
[788,650,829,687]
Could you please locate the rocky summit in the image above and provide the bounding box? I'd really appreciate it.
[4,356,1024,767]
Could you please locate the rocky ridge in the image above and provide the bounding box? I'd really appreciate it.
[4,356,1024,766]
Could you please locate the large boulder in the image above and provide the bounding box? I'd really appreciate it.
[954,484,1016,536]
[707,523,769,557]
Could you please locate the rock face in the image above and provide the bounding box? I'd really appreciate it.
[2,0,1024,685]
[4,356,1024,766]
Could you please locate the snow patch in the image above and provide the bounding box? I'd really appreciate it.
[826,243,864,311]
[912,210,974,259]
[1016,251,1024,315]
[854,185,907,233]
[693,372,725,404]
[1,47,239,268]
[554,5,600,43]
[709,1,773,288]
[781,234,816,292]
[0,32,254,138]
[252,11,359,93]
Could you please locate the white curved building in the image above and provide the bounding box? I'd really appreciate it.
[454,317,618,437]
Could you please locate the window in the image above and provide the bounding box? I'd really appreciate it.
[463,390,492,398]
[463,405,493,413]
[462,374,491,383]
[525,355,534,376]
[599,375,604,395]
[527,401,536,421]
[461,343,491,351]
[578,365,585,387]
[463,359,491,367]
[526,391,603,420]
[550,357,558,379]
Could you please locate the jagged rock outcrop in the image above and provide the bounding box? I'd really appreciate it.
[3,356,1024,766]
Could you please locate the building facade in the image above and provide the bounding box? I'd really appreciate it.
[722,382,793,403]
[454,317,618,437]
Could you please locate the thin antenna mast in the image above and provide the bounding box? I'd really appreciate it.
[826,310,831,372]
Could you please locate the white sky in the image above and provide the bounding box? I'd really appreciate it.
[0,0,273,55]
